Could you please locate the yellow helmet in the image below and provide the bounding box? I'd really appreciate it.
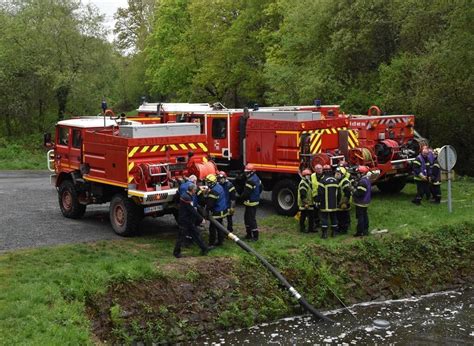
[205,174,217,184]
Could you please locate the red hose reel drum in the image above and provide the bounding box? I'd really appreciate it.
[375,139,400,163]
[187,159,217,180]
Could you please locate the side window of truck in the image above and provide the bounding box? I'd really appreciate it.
[212,118,227,139]
[58,127,69,146]
[72,129,82,148]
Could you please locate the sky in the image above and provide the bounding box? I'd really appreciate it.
[85,0,129,40]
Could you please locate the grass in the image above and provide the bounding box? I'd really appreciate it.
[0,135,46,170]
[0,178,473,344]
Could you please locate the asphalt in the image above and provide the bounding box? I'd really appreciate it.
[0,171,274,252]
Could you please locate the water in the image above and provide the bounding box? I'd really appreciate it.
[199,287,473,345]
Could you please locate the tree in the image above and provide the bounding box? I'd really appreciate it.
[113,0,156,53]
[0,0,118,136]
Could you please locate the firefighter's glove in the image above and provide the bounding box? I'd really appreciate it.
[229,208,235,216]
[340,203,348,210]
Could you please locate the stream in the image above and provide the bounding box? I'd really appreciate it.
[199,286,473,345]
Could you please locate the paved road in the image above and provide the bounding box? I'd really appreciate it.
[0,171,274,252]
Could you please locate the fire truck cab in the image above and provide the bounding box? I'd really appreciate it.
[46,115,215,236]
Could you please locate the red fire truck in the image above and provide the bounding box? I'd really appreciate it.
[133,102,425,215]
[45,115,216,235]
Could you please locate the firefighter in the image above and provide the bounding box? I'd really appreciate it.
[412,145,431,205]
[173,184,212,258]
[297,169,314,233]
[179,175,198,202]
[317,165,339,239]
[204,174,228,246]
[429,148,442,204]
[241,163,262,241]
[353,165,371,237]
[218,171,236,232]
[311,164,324,230]
[336,166,351,234]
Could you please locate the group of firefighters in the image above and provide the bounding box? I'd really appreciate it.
[173,164,261,258]
[173,145,443,258]
[297,162,372,239]
[412,145,442,205]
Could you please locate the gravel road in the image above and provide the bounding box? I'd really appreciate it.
[0,171,274,252]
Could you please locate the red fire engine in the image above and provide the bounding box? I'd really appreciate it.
[133,102,425,215]
[45,115,216,235]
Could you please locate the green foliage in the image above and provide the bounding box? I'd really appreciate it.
[144,0,473,173]
[0,135,45,169]
[0,0,120,138]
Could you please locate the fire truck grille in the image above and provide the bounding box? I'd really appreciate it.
[145,193,169,203]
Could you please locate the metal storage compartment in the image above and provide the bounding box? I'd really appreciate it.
[119,123,201,138]
[250,111,321,122]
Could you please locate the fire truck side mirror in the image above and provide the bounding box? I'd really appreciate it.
[43,132,53,148]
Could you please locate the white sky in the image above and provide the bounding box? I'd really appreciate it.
[85,0,129,40]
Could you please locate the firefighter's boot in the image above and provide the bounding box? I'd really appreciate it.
[245,229,252,240]
[321,227,328,239]
[251,229,259,241]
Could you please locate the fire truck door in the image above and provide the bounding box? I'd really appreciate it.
[69,128,82,170]
[209,115,231,159]
[55,126,71,170]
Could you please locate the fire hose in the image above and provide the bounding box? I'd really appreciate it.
[197,206,334,323]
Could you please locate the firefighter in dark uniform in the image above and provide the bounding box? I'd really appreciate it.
[179,175,197,199]
[311,164,324,230]
[241,163,262,241]
[412,145,431,205]
[297,169,314,233]
[429,148,442,204]
[218,171,236,232]
[317,165,339,239]
[336,166,351,234]
[173,184,211,258]
[353,165,371,237]
[205,174,228,246]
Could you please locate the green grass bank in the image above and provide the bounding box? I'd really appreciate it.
[0,135,45,170]
[0,180,473,344]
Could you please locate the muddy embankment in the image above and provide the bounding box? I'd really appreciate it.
[86,223,474,343]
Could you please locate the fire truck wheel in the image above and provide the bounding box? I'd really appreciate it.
[109,194,142,236]
[376,177,407,194]
[58,180,86,219]
[272,179,298,216]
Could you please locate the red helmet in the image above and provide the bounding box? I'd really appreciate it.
[217,170,227,178]
[302,169,312,176]
[244,163,255,172]
[358,165,370,174]
[323,164,331,172]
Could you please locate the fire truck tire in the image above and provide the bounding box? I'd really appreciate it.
[272,179,298,216]
[109,194,142,236]
[58,180,86,219]
[376,177,407,194]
